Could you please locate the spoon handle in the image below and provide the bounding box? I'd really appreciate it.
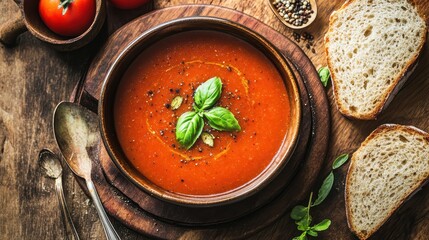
[86,179,121,240]
[55,176,80,240]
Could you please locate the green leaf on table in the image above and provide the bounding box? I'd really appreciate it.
[297,214,312,230]
[312,172,334,207]
[293,231,308,240]
[332,153,349,170]
[318,66,331,87]
[291,205,308,221]
[194,76,223,110]
[307,229,318,237]
[312,219,331,231]
[175,111,204,149]
[204,107,241,131]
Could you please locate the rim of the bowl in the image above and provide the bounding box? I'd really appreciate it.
[99,16,302,207]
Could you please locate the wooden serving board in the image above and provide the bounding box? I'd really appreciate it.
[72,5,330,239]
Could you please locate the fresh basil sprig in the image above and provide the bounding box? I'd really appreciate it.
[290,153,349,239]
[175,77,241,149]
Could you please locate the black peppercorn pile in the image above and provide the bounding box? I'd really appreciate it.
[273,0,314,27]
[293,32,317,54]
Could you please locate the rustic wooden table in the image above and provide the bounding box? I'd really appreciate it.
[1,0,428,239]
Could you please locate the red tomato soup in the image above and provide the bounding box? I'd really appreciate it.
[114,31,291,195]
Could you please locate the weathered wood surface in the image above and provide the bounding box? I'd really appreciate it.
[0,0,428,240]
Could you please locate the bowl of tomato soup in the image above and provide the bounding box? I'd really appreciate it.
[99,17,301,206]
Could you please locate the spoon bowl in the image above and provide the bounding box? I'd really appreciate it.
[39,149,62,179]
[53,102,99,179]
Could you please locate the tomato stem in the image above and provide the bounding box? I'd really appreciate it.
[58,0,74,15]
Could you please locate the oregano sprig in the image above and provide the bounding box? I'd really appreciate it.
[290,153,349,239]
[175,77,241,149]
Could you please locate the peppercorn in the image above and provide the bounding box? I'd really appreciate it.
[273,0,314,27]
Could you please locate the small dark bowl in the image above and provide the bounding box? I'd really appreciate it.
[23,0,106,51]
[99,17,301,207]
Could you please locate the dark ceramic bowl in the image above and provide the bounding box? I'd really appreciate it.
[99,16,301,207]
[22,0,105,51]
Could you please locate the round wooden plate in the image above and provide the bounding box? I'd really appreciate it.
[72,5,330,239]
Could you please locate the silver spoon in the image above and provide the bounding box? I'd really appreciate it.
[39,149,80,240]
[53,101,121,240]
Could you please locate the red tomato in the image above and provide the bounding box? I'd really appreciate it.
[109,0,150,10]
[39,0,96,37]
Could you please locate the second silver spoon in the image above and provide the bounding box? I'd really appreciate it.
[39,149,80,240]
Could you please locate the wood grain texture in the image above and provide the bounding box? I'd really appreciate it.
[0,11,26,46]
[1,0,429,239]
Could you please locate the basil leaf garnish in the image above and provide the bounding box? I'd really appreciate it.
[175,111,204,149]
[175,76,241,149]
[203,107,241,131]
[194,76,223,110]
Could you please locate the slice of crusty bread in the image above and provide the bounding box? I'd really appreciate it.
[325,0,427,120]
[345,124,429,239]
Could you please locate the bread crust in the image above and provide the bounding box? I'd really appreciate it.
[325,0,428,120]
[345,124,429,239]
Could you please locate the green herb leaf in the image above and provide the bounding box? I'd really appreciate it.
[175,111,204,149]
[194,77,223,110]
[295,232,308,240]
[296,212,312,230]
[291,205,308,221]
[311,219,331,231]
[332,153,349,170]
[318,66,330,87]
[298,192,313,229]
[171,96,183,110]
[312,172,334,207]
[289,154,346,238]
[307,229,318,237]
[204,107,241,131]
[201,132,214,147]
